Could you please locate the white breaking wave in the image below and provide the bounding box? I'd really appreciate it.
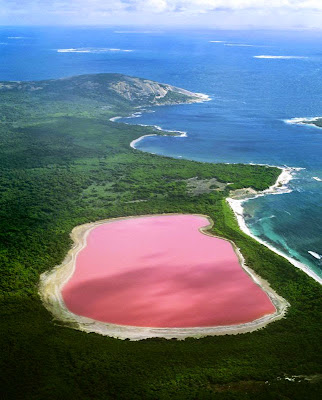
[57,48,133,53]
[254,55,308,59]
[313,176,322,182]
[258,215,276,222]
[225,44,259,47]
[195,92,212,102]
[284,117,322,129]
[308,251,322,260]
[209,40,225,43]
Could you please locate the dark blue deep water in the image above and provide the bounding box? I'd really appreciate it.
[1,26,321,279]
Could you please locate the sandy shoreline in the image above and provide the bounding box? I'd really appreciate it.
[227,166,322,285]
[130,129,187,149]
[39,214,289,341]
[130,134,158,149]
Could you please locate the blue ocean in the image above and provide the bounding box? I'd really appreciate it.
[1,26,321,280]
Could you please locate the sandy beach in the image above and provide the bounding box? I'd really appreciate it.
[130,134,158,149]
[227,166,322,284]
[39,213,288,341]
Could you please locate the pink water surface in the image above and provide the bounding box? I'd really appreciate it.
[62,215,275,328]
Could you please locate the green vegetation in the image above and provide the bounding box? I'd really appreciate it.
[0,74,321,399]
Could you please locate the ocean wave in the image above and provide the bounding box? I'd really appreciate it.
[254,55,308,59]
[308,251,322,260]
[257,215,276,222]
[7,36,27,39]
[225,44,259,47]
[57,48,133,53]
[209,40,225,43]
[313,176,322,182]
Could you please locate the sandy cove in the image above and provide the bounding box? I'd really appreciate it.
[39,213,288,341]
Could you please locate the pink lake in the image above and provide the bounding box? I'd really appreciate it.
[62,215,275,328]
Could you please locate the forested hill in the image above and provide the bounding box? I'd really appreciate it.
[0,73,203,117]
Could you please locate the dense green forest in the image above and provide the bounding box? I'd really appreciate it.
[0,74,321,399]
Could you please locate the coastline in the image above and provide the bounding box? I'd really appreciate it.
[39,214,289,341]
[227,167,322,285]
[284,116,322,129]
[114,108,322,285]
[129,129,187,149]
[111,89,210,147]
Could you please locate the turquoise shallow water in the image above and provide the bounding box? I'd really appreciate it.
[1,27,321,279]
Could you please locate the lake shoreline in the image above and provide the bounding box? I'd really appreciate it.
[39,213,288,341]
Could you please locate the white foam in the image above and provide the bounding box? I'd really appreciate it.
[195,92,212,102]
[227,166,322,285]
[284,116,322,128]
[258,215,276,222]
[225,44,258,47]
[57,48,133,53]
[7,36,26,39]
[313,176,322,182]
[209,40,225,43]
[308,251,322,260]
[254,55,308,59]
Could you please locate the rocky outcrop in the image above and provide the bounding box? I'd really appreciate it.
[0,73,208,106]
